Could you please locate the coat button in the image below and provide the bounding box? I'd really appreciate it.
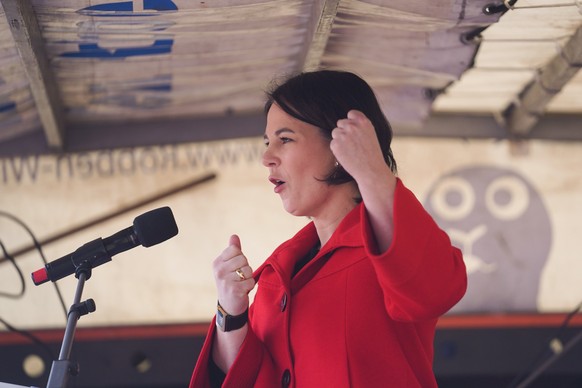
[281,369,291,387]
[280,293,287,312]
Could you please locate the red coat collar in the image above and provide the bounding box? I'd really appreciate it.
[253,202,366,287]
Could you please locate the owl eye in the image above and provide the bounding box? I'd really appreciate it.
[485,175,529,220]
[430,176,475,221]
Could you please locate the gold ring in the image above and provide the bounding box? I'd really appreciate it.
[235,268,246,280]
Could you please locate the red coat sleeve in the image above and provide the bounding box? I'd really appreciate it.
[361,178,467,322]
[189,314,278,388]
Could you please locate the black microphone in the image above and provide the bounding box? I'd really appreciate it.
[31,206,178,285]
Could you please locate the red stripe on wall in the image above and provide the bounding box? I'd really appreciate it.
[437,313,582,329]
[0,322,210,345]
[2,314,581,345]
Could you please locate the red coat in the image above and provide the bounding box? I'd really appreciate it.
[190,179,466,387]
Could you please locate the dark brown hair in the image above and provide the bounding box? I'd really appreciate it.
[265,70,397,185]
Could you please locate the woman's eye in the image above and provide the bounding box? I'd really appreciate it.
[280,137,292,143]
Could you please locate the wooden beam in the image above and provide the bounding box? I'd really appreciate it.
[1,0,65,150]
[503,26,582,135]
[2,112,582,157]
[300,0,341,72]
[397,113,582,141]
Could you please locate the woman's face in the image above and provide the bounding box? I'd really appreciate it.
[263,104,338,218]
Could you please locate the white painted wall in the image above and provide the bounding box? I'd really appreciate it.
[1,137,581,331]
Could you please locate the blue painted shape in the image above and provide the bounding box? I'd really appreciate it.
[61,39,173,58]
[0,101,17,113]
[85,2,133,12]
[88,74,172,93]
[144,0,178,11]
[92,94,172,109]
[78,0,178,14]
[138,84,172,92]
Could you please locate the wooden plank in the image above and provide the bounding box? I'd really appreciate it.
[504,26,582,135]
[301,0,341,71]
[1,0,65,150]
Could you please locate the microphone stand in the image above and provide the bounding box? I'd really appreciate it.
[514,329,582,388]
[46,261,96,388]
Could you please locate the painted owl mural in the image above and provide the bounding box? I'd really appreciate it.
[423,166,552,312]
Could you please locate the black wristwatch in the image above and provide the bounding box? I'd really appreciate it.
[216,301,248,332]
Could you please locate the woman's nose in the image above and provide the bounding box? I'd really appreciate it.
[262,146,278,167]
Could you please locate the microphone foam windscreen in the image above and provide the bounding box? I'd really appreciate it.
[133,206,179,247]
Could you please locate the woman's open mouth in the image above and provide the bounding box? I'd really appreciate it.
[269,177,286,193]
